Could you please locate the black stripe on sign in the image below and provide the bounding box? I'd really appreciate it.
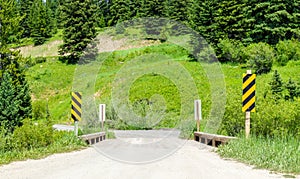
[72,105,81,117]
[72,96,81,108]
[71,113,78,121]
[74,92,82,99]
[243,90,255,106]
[243,74,251,83]
[243,79,255,95]
[247,102,255,112]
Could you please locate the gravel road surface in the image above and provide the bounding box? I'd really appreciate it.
[0,130,298,179]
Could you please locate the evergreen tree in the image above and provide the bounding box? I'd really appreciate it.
[0,49,32,133]
[59,0,98,62]
[216,0,248,42]
[0,72,31,133]
[187,0,221,46]
[28,0,52,45]
[285,78,298,101]
[46,0,58,35]
[269,70,283,98]
[245,0,300,44]
[108,0,131,26]
[164,0,189,22]
[0,0,32,133]
[0,0,24,45]
[17,0,34,38]
[96,0,113,27]
[139,0,165,18]
[130,0,143,18]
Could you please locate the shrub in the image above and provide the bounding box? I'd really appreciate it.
[284,78,299,101]
[32,100,47,120]
[269,70,284,98]
[244,42,274,74]
[251,97,300,137]
[217,38,245,63]
[275,39,300,66]
[12,119,53,150]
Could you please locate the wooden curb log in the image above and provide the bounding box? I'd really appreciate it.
[80,132,106,145]
[194,132,236,147]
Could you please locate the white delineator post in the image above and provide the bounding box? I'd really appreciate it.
[99,104,106,131]
[245,70,251,138]
[194,100,202,132]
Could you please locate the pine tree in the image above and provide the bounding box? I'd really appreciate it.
[216,0,248,42]
[129,0,143,18]
[164,0,189,22]
[59,0,98,62]
[108,0,131,26]
[0,0,24,45]
[28,0,52,45]
[46,0,58,35]
[0,72,31,133]
[187,0,221,46]
[245,0,300,44]
[0,0,32,133]
[285,78,298,101]
[269,70,283,98]
[0,50,32,133]
[17,0,34,38]
[139,0,165,18]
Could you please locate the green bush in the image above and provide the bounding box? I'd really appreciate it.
[252,97,300,137]
[275,39,300,66]
[12,119,53,150]
[217,38,245,63]
[244,42,274,74]
[32,100,47,120]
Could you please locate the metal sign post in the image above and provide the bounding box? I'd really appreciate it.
[242,70,256,138]
[99,104,106,131]
[194,100,202,132]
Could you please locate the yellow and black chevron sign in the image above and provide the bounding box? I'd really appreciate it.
[242,74,256,112]
[71,92,82,122]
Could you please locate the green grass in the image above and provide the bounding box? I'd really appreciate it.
[26,58,76,123]
[218,135,300,174]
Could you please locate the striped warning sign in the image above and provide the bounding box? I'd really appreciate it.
[242,74,256,112]
[71,92,82,122]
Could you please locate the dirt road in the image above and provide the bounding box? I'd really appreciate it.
[0,130,296,179]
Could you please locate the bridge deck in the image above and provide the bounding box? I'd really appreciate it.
[80,132,106,145]
[194,132,236,147]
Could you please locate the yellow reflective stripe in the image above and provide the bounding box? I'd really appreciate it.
[242,74,256,89]
[72,101,82,113]
[72,92,82,104]
[242,97,255,112]
[242,84,256,101]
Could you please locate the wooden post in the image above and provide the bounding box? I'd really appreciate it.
[245,70,251,138]
[245,111,250,138]
[194,100,202,132]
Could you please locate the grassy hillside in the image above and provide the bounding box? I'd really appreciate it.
[25,41,300,137]
[20,33,300,174]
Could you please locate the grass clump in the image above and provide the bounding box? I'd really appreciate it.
[218,135,300,174]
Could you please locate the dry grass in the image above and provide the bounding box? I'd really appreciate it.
[17,40,63,57]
